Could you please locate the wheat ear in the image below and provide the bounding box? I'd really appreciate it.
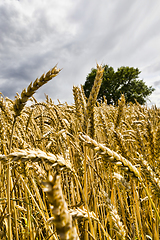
[0,148,73,173]
[73,86,82,122]
[86,64,104,116]
[155,126,160,161]
[13,65,61,117]
[80,133,141,179]
[42,174,79,240]
[84,64,104,134]
[0,96,13,123]
[115,94,125,129]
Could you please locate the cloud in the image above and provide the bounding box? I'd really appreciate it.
[0,0,160,106]
[0,0,76,99]
[143,60,160,75]
[153,80,160,87]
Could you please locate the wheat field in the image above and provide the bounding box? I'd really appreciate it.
[0,64,159,239]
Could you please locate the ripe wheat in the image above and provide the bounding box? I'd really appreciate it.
[0,64,159,239]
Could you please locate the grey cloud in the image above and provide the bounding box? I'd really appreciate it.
[0,3,59,46]
[0,2,73,99]
[68,0,158,64]
[0,0,160,106]
[153,80,160,87]
[144,61,160,74]
[0,77,25,99]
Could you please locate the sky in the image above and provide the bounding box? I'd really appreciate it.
[0,0,160,107]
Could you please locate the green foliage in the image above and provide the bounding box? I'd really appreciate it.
[83,65,155,105]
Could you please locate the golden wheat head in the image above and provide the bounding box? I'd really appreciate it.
[13,65,61,117]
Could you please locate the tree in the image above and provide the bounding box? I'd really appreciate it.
[83,65,155,105]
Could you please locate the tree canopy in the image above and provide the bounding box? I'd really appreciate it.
[83,65,155,105]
